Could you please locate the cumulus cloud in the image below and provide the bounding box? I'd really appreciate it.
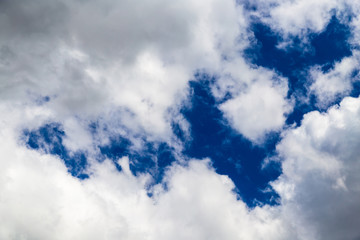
[215,58,292,142]
[220,81,291,142]
[3,94,360,240]
[1,0,360,239]
[0,103,294,239]
[0,0,295,146]
[273,96,360,240]
[0,0,255,145]
[309,53,360,108]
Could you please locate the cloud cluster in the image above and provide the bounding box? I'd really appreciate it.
[0,0,294,145]
[2,95,360,239]
[273,96,360,240]
[1,0,360,239]
[0,102,294,239]
[1,0,243,141]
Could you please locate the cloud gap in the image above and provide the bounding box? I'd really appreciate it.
[179,74,282,207]
[23,123,89,179]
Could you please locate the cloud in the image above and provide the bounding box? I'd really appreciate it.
[3,96,360,239]
[1,0,360,239]
[249,0,346,39]
[216,59,292,142]
[0,0,294,147]
[0,0,253,145]
[309,53,360,108]
[273,96,360,240]
[0,102,293,239]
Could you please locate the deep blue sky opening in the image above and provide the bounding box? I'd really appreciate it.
[179,74,281,207]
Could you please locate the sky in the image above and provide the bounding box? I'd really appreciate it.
[1,0,360,239]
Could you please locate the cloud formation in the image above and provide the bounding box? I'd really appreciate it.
[1,0,360,239]
[274,96,360,240]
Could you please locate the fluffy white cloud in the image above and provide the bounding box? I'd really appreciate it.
[0,0,247,143]
[213,58,293,142]
[309,53,360,108]
[220,78,291,142]
[151,160,294,240]
[0,0,295,146]
[0,103,296,240]
[250,0,346,39]
[2,96,360,239]
[2,1,360,239]
[0,1,294,238]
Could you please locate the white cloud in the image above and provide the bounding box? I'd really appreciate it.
[2,1,360,239]
[220,80,291,142]
[0,103,296,239]
[215,58,293,143]
[1,76,360,240]
[0,0,295,147]
[0,0,252,146]
[250,0,346,39]
[0,1,295,238]
[4,95,360,240]
[309,53,360,108]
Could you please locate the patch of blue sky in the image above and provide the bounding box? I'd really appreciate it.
[351,81,360,99]
[23,121,177,187]
[23,123,89,179]
[178,74,281,207]
[100,138,176,184]
[95,73,283,207]
[245,15,353,125]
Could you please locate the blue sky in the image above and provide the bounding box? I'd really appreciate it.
[1,0,360,239]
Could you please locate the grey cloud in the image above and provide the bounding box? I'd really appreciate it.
[274,96,360,240]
